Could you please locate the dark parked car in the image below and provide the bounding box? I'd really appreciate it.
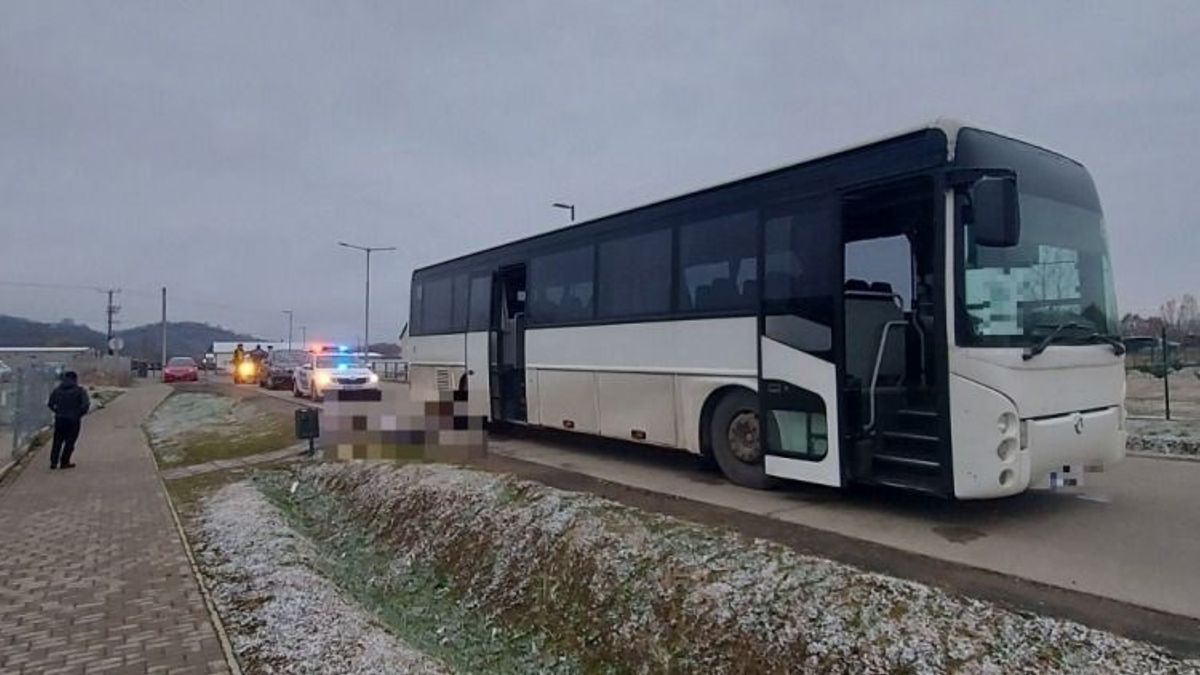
[259,350,307,390]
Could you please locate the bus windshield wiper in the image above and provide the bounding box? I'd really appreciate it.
[1082,332,1127,356]
[1024,322,1124,360]
[1023,322,1086,361]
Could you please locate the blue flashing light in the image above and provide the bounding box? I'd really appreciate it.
[337,363,348,370]
[337,345,349,353]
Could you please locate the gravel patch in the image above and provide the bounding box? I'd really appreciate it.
[194,481,450,674]
[299,462,1200,674]
[1127,417,1200,457]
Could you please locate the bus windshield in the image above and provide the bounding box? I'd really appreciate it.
[959,191,1119,346]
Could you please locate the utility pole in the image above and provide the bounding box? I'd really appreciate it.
[337,242,396,353]
[300,325,307,346]
[105,289,121,354]
[160,287,167,368]
[1162,323,1172,420]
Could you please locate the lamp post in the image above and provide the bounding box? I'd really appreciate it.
[338,242,396,353]
[552,202,576,222]
[282,310,294,351]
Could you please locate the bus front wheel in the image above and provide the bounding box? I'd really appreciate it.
[710,390,777,490]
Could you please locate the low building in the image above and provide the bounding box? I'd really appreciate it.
[0,346,93,370]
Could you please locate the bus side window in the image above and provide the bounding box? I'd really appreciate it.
[677,210,757,313]
[530,245,594,324]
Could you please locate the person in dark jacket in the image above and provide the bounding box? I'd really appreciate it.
[47,371,90,469]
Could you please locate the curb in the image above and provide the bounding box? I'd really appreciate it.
[0,428,48,489]
[159,476,244,675]
[1127,450,1200,463]
[143,389,244,675]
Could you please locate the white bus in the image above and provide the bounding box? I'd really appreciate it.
[404,120,1125,499]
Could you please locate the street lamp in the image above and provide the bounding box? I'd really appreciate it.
[338,241,396,353]
[282,310,294,351]
[552,202,576,222]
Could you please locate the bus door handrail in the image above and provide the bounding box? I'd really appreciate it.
[910,312,927,386]
[867,321,909,431]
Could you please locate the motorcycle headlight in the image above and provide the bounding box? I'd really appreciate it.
[238,362,255,376]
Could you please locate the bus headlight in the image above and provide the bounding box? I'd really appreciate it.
[997,437,1018,463]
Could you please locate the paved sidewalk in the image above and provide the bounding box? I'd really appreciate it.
[0,384,232,674]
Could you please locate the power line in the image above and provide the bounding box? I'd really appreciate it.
[0,279,108,293]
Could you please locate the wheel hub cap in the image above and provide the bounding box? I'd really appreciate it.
[728,411,761,464]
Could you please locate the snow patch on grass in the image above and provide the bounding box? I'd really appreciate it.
[296,462,1198,674]
[194,480,450,674]
[144,392,290,465]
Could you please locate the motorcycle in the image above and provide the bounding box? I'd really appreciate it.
[232,356,261,384]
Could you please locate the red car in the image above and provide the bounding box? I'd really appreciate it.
[163,356,199,383]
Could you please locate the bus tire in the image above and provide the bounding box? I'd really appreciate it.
[710,389,776,490]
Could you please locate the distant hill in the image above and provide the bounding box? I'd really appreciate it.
[0,315,257,362]
[0,316,103,349]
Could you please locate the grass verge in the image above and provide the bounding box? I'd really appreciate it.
[256,469,586,675]
[145,391,294,467]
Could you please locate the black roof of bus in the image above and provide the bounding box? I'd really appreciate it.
[411,120,1086,278]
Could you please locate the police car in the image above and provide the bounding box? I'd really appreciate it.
[292,346,381,402]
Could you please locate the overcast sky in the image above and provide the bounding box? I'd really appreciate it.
[2,1,1197,342]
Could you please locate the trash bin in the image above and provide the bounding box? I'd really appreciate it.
[295,407,320,455]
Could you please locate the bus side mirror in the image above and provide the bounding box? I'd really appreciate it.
[969,175,1021,247]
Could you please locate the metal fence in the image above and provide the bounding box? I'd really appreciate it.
[1125,335,1200,420]
[367,358,409,383]
[0,365,59,461]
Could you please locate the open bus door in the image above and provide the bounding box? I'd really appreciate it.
[489,264,527,423]
[758,196,844,487]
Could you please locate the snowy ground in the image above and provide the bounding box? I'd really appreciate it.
[194,481,451,674]
[201,461,1185,672]
[144,391,290,465]
[1127,417,1200,457]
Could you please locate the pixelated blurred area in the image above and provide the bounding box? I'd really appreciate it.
[322,389,486,463]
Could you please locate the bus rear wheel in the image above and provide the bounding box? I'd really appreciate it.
[710,390,776,490]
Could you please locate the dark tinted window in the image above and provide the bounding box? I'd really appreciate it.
[598,228,671,318]
[763,200,836,353]
[410,281,423,335]
[468,274,491,331]
[678,210,757,312]
[421,275,454,333]
[451,273,469,331]
[530,245,594,324]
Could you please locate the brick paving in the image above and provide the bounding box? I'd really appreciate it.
[0,384,232,674]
